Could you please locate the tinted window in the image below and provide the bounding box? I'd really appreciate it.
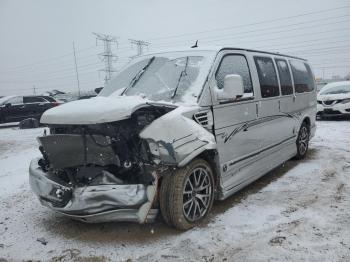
[216,55,253,94]
[41,96,56,102]
[275,59,293,95]
[254,57,279,98]
[290,61,315,93]
[7,96,23,104]
[24,97,46,103]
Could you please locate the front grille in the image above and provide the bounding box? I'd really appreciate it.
[324,109,342,114]
[323,100,335,105]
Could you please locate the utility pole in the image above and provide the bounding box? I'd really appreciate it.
[72,41,81,97]
[93,33,119,84]
[129,39,150,58]
[33,85,36,95]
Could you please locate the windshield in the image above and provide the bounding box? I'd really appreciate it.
[99,51,216,104]
[321,84,350,95]
[0,96,14,105]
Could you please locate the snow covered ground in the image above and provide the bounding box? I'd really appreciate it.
[0,121,350,261]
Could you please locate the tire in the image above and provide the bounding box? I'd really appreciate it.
[159,158,215,230]
[19,118,39,129]
[294,122,310,160]
[159,173,173,226]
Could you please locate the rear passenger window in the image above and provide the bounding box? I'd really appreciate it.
[216,55,253,95]
[275,59,293,95]
[290,61,315,93]
[254,57,280,98]
[24,97,46,103]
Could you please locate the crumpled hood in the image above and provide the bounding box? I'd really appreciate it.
[41,96,164,125]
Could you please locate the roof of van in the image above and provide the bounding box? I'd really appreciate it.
[144,46,307,61]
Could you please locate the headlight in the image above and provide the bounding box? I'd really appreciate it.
[340,98,350,104]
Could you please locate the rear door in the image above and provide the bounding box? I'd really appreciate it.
[274,58,297,139]
[2,96,27,122]
[23,96,51,119]
[253,56,287,148]
[289,60,317,114]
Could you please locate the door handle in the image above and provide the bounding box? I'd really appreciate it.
[255,103,259,117]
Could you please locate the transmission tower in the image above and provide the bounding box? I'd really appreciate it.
[93,32,119,84]
[129,39,150,58]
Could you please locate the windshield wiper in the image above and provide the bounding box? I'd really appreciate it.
[126,56,155,91]
[172,56,189,98]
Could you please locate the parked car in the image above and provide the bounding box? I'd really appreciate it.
[0,95,61,124]
[317,81,350,118]
[29,47,316,230]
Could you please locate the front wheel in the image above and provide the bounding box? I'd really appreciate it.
[160,158,215,230]
[294,122,310,160]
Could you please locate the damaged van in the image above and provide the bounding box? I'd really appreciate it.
[29,47,316,230]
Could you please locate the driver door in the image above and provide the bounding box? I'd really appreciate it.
[2,96,27,122]
[211,52,261,190]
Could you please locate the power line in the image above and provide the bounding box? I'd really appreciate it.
[72,41,81,97]
[255,36,350,51]
[187,19,350,46]
[0,45,97,72]
[152,14,350,47]
[146,4,350,41]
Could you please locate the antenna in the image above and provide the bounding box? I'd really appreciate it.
[191,40,198,48]
[93,32,119,84]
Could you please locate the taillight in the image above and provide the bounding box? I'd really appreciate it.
[52,102,60,106]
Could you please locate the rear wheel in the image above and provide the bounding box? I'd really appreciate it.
[294,122,310,160]
[159,158,215,230]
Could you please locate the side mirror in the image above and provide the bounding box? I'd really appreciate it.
[216,74,244,101]
[5,103,11,107]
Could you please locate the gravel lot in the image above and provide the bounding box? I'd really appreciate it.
[0,120,349,261]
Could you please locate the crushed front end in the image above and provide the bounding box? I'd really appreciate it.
[29,106,172,223]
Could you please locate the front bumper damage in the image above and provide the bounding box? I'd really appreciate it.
[29,158,158,223]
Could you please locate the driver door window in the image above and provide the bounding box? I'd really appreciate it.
[215,54,253,97]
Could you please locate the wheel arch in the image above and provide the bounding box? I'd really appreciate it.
[194,149,221,196]
[302,116,311,127]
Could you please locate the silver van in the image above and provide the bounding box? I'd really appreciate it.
[29,47,316,230]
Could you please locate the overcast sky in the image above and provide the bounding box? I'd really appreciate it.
[0,0,349,95]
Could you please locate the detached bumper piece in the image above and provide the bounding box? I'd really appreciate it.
[29,158,158,223]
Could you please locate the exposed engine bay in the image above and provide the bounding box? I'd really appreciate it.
[37,106,174,189]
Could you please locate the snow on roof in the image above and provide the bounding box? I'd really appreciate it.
[141,45,306,61]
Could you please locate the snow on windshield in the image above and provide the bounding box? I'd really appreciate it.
[99,51,216,104]
[0,96,14,105]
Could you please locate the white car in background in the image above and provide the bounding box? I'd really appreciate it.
[317,81,350,118]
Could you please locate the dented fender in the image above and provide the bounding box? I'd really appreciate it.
[140,107,216,167]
